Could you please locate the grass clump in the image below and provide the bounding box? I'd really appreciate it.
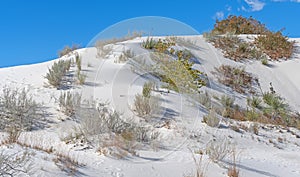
[76,71,86,85]
[255,31,295,60]
[142,37,175,53]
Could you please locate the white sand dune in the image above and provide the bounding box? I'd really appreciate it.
[0,36,299,177]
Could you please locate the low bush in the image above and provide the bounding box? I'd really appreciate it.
[142,37,175,53]
[134,94,160,118]
[263,92,289,120]
[0,88,42,142]
[213,65,256,94]
[211,15,268,35]
[209,35,263,61]
[206,138,232,163]
[45,60,71,88]
[255,31,294,60]
[203,109,220,127]
[58,44,80,57]
[59,91,81,117]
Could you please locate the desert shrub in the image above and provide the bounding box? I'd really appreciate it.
[263,92,289,119]
[203,109,220,127]
[255,31,294,60]
[247,96,262,109]
[220,95,235,108]
[142,82,154,98]
[206,138,232,163]
[160,53,206,93]
[76,71,86,85]
[186,151,207,177]
[142,37,157,50]
[0,150,31,176]
[245,109,260,121]
[117,49,135,63]
[142,37,175,53]
[0,88,42,142]
[75,52,81,71]
[261,56,269,65]
[197,91,212,109]
[45,60,71,88]
[213,65,256,94]
[59,91,81,117]
[209,35,263,61]
[134,94,160,118]
[58,44,80,57]
[211,15,268,35]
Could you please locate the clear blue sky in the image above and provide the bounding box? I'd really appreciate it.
[0,0,299,68]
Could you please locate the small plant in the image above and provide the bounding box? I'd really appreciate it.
[59,91,81,117]
[247,96,262,109]
[227,148,240,177]
[142,82,154,98]
[117,49,135,63]
[76,71,86,85]
[263,92,289,120]
[203,109,220,127]
[75,52,81,71]
[206,138,232,163]
[220,95,235,108]
[45,60,71,88]
[134,94,160,118]
[58,44,80,57]
[142,37,157,49]
[261,57,269,65]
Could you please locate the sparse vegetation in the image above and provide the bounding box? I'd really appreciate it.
[213,65,256,94]
[255,31,295,60]
[58,44,80,57]
[208,35,263,61]
[206,138,232,163]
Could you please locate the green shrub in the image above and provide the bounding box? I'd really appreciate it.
[247,96,262,109]
[261,57,269,65]
[142,37,157,49]
[211,15,268,35]
[255,31,294,60]
[142,82,153,98]
[263,92,288,119]
[45,60,71,88]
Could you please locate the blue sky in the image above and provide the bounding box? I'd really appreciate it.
[0,0,299,68]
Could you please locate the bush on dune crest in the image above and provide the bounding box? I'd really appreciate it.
[207,15,294,61]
